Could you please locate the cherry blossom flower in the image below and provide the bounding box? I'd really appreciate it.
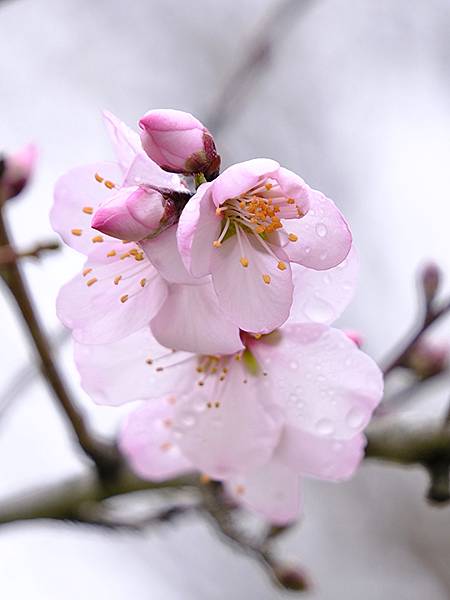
[139,109,220,179]
[76,321,383,524]
[177,159,352,333]
[50,112,243,354]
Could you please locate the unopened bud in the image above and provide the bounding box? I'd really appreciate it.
[0,144,37,201]
[272,563,310,592]
[421,262,441,305]
[139,109,220,179]
[407,339,449,380]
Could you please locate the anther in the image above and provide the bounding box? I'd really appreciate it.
[91,235,104,243]
[114,275,122,285]
[156,367,164,372]
[207,402,212,408]
[277,261,287,271]
[104,180,115,189]
[265,183,272,191]
[140,278,147,287]
[71,228,82,236]
[146,358,153,365]
[213,240,221,248]
[82,206,93,214]
[86,277,98,287]
[287,198,295,204]
[240,257,249,268]
[107,250,117,257]
[94,173,104,183]
[262,274,271,284]
[82,267,92,277]
[254,333,262,340]
[214,401,220,408]
[288,233,298,242]
[120,294,129,303]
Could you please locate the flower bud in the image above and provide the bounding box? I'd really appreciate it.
[0,143,37,201]
[139,109,220,179]
[92,186,167,241]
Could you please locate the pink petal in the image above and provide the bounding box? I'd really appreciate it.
[103,111,142,173]
[289,246,358,325]
[50,162,122,254]
[210,159,280,207]
[284,190,352,270]
[150,281,244,355]
[123,152,186,193]
[74,327,196,406]
[177,183,221,277]
[141,225,206,285]
[57,242,167,344]
[277,427,365,481]
[226,458,301,525]
[174,360,282,480]
[120,399,192,481]
[276,167,311,217]
[252,323,383,439]
[210,231,293,333]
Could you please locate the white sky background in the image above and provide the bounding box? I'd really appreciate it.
[0,0,450,598]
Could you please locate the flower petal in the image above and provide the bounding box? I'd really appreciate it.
[177,183,221,278]
[57,242,167,344]
[141,225,206,285]
[174,361,282,480]
[50,162,121,254]
[150,281,244,355]
[120,399,192,481]
[123,152,186,193]
[210,232,293,333]
[277,427,365,481]
[252,323,383,439]
[226,458,301,525]
[103,111,142,173]
[289,245,358,325]
[210,159,280,207]
[74,327,196,406]
[283,190,352,270]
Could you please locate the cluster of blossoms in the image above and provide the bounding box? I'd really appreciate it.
[51,109,383,524]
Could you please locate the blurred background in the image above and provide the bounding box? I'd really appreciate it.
[1,0,450,598]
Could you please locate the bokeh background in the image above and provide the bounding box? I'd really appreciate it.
[1,0,450,598]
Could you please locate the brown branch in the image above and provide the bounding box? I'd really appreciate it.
[0,190,119,479]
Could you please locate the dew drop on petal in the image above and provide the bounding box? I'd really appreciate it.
[315,418,335,436]
[315,223,328,238]
[346,406,366,429]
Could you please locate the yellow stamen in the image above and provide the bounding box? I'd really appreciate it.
[262,274,271,284]
[104,180,115,189]
[86,277,98,287]
[240,257,249,268]
[94,173,104,183]
[265,183,273,191]
[287,198,295,204]
[120,294,129,303]
[277,261,287,271]
[71,228,82,236]
[140,278,147,287]
[288,233,298,242]
[213,240,221,248]
[107,250,117,257]
[82,267,92,277]
[91,235,104,243]
[114,275,122,285]
[254,333,262,339]
[82,206,93,214]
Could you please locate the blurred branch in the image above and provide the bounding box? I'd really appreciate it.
[206,0,314,134]
[0,240,60,265]
[0,189,119,479]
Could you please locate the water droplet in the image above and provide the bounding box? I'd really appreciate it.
[315,418,334,436]
[315,223,328,238]
[304,246,311,254]
[303,298,334,322]
[180,413,196,427]
[346,406,366,429]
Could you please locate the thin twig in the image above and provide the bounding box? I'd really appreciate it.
[0,191,119,479]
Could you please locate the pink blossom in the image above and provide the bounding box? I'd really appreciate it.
[176,159,352,333]
[76,322,383,524]
[1,143,37,200]
[139,109,220,178]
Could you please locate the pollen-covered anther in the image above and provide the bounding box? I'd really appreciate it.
[198,381,205,387]
[140,278,147,287]
[106,250,117,257]
[240,257,249,268]
[214,401,220,408]
[156,366,164,372]
[288,233,298,242]
[212,240,221,248]
[277,260,287,271]
[82,267,92,277]
[120,294,129,303]
[94,173,104,183]
[287,198,295,205]
[86,277,98,287]
[262,274,271,284]
[113,275,122,285]
[104,180,116,190]
[120,252,130,260]
[82,206,93,214]
[265,183,273,191]
[206,402,212,409]
[254,333,262,340]
[91,235,104,243]
[145,358,153,365]
[71,228,82,236]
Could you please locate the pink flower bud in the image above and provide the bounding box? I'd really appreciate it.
[1,143,37,200]
[344,329,364,348]
[272,563,310,591]
[139,109,220,179]
[92,187,166,241]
